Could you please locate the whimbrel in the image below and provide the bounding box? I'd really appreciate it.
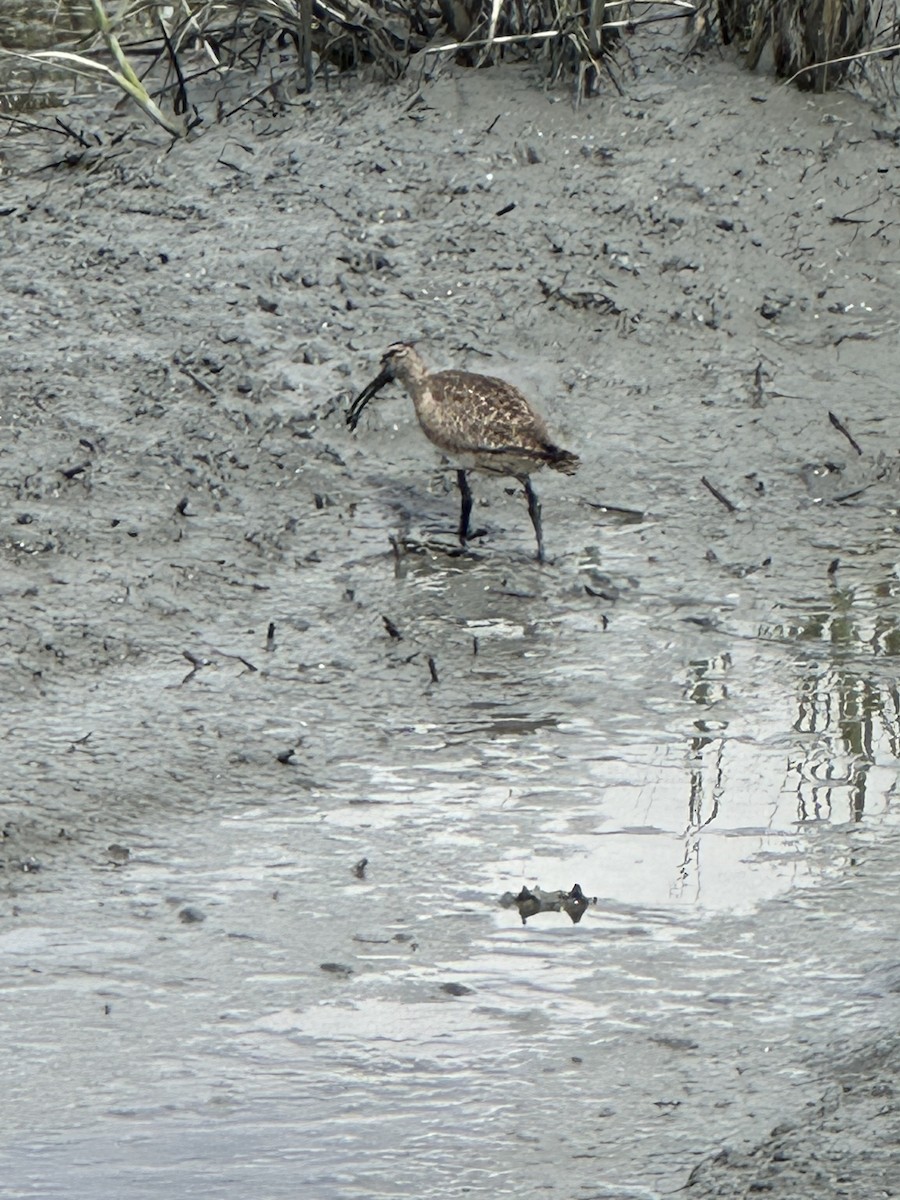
[347,343,579,562]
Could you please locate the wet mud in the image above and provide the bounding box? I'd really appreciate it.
[2,36,900,1199]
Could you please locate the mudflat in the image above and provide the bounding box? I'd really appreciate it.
[2,38,899,1198]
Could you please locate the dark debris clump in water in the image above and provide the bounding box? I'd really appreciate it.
[500,883,595,925]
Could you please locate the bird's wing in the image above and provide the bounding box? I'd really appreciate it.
[429,370,552,452]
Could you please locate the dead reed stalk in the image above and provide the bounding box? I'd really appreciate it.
[697,0,886,92]
[3,1,710,137]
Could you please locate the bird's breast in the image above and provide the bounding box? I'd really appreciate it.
[411,387,463,452]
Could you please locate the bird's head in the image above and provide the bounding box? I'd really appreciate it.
[347,343,425,431]
[379,342,422,381]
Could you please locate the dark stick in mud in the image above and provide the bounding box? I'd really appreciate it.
[181,650,209,684]
[753,360,766,406]
[700,476,738,513]
[828,411,863,455]
[382,616,402,641]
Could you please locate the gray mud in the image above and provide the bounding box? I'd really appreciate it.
[2,35,900,1199]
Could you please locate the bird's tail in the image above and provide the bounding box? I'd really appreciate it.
[545,445,580,475]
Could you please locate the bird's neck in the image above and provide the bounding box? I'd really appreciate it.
[394,366,430,406]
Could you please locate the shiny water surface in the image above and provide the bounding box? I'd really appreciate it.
[2,528,898,1197]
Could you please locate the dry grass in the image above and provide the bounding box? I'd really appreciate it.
[4,1,656,136]
[692,0,900,95]
[3,0,897,143]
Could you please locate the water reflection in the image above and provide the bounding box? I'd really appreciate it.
[681,657,728,896]
[683,654,897,831]
[790,669,899,820]
[671,586,900,900]
[758,575,900,821]
[685,733,724,831]
[764,577,900,656]
[684,652,732,709]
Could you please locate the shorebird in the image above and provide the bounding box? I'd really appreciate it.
[347,343,579,562]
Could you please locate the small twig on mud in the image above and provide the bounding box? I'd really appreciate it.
[832,486,871,503]
[700,476,738,513]
[60,463,90,480]
[181,645,256,684]
[218,155,250,174]
[266,622,276,652]
[583,500,644,522]
[828,411,863,456]
[427,656,439,684]
[208,647,258,672]
[0,113,36,140]
[382,616,403,641]
[54,116,92,147]
[181,649,210,684]
[753,360,766,407]
[215,85,273,124]
[179,366,217,396]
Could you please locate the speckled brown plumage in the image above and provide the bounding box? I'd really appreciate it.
[347,343,579,562]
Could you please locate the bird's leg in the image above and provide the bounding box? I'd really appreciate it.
[522,476,545,563]
[456,469,473,545]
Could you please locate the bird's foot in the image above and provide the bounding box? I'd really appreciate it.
[459,526,488,546]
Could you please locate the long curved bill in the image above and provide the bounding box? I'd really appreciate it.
[347,367,394,431]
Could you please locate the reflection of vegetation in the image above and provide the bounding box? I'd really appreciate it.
[682,656,730,841]
[669,577,900,903]
[793,672,899,756]
[673,657,733,901]
[686,733,723,830]
[681,585,900,841]
[674,730,724,901]
[791,671,899,821]
[762,578,900,657]
[684,653,731,708]
[765,578,900,822]
[671,592,900,899]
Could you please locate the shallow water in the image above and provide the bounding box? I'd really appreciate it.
[3,527,899,1195]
